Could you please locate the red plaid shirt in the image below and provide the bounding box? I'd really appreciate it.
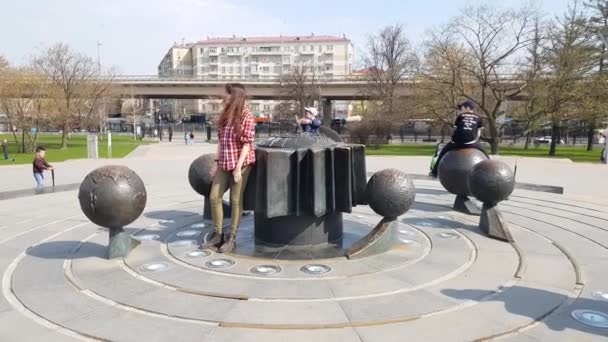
[217,108,256,171]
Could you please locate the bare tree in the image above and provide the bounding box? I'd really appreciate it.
[34,43,108,148]
[416,30,470,127]
[121,97,145,138]
[0,55,8,72]
[0,67,49,153]
[279,63,319,123]
[423,5,537,154]
[544,0,595,156]
[363,24,418,122]
[512,17,551,149]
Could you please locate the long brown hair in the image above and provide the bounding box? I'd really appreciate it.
[219,83,247,137]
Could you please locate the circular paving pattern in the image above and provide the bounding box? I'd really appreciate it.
[2,180,608,341]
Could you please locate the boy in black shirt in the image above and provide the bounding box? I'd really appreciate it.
[430,100,489,177]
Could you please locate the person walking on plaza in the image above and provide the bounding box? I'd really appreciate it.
[201,83,256,253]
[2,139,10,161]
[32,147,54,191]
[189,132,195,144]
[430,100,489,177]
[601,127,608,164]
[184,132,189,145]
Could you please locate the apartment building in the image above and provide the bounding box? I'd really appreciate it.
[157,35,354,120]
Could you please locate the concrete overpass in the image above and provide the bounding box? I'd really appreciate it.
[111,75,415,100]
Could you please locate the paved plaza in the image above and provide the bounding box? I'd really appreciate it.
[1,141,607,341]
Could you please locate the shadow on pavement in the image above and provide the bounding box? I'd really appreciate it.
[442,286,608,338]
[144,210,200,221]
[26,241,106,259]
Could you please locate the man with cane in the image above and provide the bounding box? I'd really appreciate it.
[32,147,54,191]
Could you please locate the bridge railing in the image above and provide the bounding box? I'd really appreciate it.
[109,74,414,84]
[109,74,528,85]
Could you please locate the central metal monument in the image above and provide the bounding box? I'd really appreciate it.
[243,134,367,246]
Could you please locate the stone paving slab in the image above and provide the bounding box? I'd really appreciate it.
[1,141,608,341]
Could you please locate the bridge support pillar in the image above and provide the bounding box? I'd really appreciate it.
[321,98,332,126]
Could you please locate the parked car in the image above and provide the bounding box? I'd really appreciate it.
[534,136,565,145]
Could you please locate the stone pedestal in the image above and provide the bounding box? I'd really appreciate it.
[108,227,141,259]
[346,218,398,259]
[479,204,513,242]
[454,195,481,216]
[254,212,343,246]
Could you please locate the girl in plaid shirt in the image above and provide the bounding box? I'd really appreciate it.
[202,83,256,253]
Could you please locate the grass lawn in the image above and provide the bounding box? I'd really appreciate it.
[0,134,153,166]
[365,144,603,163]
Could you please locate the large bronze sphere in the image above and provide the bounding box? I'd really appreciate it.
[188,154,216,197]
[366,169,416,219]
[438,149,488,196]
[468,160,515,205]
[78,166,147,228]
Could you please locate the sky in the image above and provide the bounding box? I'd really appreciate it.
[0,0,572,74]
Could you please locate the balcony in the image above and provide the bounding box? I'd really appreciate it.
[250,49,282,56]
[299,50,315,55]
[208,51,219,56]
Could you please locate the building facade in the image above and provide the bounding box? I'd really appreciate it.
[157,35,354,121]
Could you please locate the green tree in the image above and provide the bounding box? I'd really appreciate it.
[583,0,608,150]
[544,0,595,156]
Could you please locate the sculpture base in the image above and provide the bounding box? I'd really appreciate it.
[454,195,481,216]
[108,227,141,259]
[346,218,398,259]
[480,204,514,242]
[254,213,343,246]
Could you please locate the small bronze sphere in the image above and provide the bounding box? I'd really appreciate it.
[468,160,515,205]
[188,154,216,197]
[366,169,416,219]
[78,165,147,228]
[438,149,488,196]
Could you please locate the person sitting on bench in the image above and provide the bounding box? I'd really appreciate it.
[430,100,489,177]
[296,107,321,133]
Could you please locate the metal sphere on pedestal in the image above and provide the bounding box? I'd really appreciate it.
[188,154,216,197]
[366,169,416,219]
[78,165,147,228]
[468,160,515,205]
[438,148,488,195]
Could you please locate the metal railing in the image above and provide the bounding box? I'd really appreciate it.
[110,74,414,84]
[109,74,528,85]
